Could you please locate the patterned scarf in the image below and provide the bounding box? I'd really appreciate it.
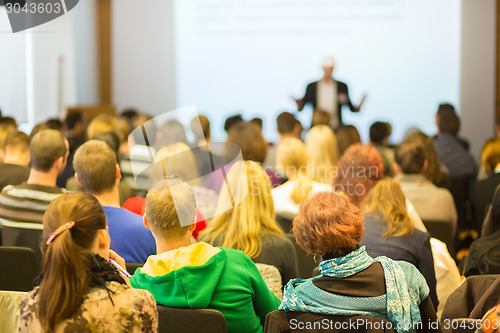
[280,246,425,333]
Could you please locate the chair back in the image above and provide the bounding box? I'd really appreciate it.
[264,310,396,333]
[422,220,455,256]
[255,263,283,300]
[1,225,42,273]
[286,233,317,279]
[157,305,227,333]
[0,247,37,291]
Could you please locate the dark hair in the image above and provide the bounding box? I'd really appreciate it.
[227,122,267,163]
[37,192,107,332]
[4,130,30,153]
[403,132,446,185]
[250,117,263,129]
[436,103,456,117]
[190,115,210,142]
[29,129,67,172]
[277,112,297,135]
[438,112,460,136]
[293,191,364,256]
[64,112,85,131]
[336,125,361,158]
[73,140,117,194]
[369,122,390,144]
[0,116,18,128]
[46,119,63,132]
[224,114,244,133]
[394,141,426,174]
[120,108,139,121]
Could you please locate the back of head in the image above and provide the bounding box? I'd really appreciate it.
[394,141,426,175]
[155,119,187,149]
[202,160,282,258]
[311,110,331,128]
[250,117,263,130]
[336,125,361,158]
[333,144,384,206]
[361,178,413,237]
[293,191,363,256]
[146,174,197,241]
[0,123,16,153]
[30,129,67,172]
[87,114,117,139]
[0,117,18,128]
[437,110,460,136]
[403,132,445,185]
[150,143,199,187]
[224,114,244,133]
[46,119,63,132]
[190,115,210,142]
[73,140,117,194]
[227,122,267,163]
[64,112,85,131]
[91,131,121,156]
[4,130,30,156]
[276,112,297,135]
[369,122,391,144]
[305,125,338,182]
[481,139,500,175]
[38,192,107,332]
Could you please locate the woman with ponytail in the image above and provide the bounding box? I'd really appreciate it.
[272,137,332,218]
[18,192,158,332]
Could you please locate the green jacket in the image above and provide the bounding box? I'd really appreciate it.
[131,246,280,333]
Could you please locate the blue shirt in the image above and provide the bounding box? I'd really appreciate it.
[103,206,156,264]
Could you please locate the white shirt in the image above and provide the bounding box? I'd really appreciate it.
[316,79,338,128]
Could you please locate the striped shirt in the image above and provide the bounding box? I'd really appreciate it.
[0,182,65,230]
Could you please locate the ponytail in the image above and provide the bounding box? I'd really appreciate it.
[38,230,89,333]
[36,192,106,333]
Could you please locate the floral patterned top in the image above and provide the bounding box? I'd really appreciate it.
[18,281,158,333]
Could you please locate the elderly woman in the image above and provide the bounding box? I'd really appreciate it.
[280,191,439,333]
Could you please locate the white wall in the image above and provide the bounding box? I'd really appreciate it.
[460,0,497,162]
[112,0,176,115]
[0,8,28,123]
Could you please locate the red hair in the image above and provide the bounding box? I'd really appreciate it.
[333,144,384,206]
[292,191,364,256]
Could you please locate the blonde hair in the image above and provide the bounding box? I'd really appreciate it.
[305,125,338,183]
[87,114,117,139]
[481,139,500,175]
[150,143,200,187]
[201,160,283,258]
[276,138,313,205]
[361,178,414,237]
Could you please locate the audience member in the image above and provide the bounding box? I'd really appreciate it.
[0,130,30,191]
[250,117,263,129]
[66,132,134,206]
[403,132,448,187]
[131,174,280,333]
[18,192,158,332]
[0,123,16,159]
[272,138,331,218]
[121,113,157,193]
[0,129,68,265]
[465,184,500,277]
[360,178,438,309]
[305,124,338,184]
[223,114,244,133]
[189,114,224,176]
[434,108,477,178]
[45,118,63,132]
[87,113,117,139]
[120,108,139,130]
[369,121,395,177]
[0,116,18,128]
[155,119,188,150]
[30,122,50,138]
[202,160,299,284]
[263,112,302,170]
[310,109,331,128]
[280,191,440,331]
[395,141,457,233]
[73,140,156,264]
[333,144,384,206]
[473,139,500,231]
[58,111,88,188]
[336,124,361,158]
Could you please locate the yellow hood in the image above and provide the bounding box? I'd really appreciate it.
[141,242,221,277]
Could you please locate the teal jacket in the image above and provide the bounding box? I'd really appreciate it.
[131,247,281,333]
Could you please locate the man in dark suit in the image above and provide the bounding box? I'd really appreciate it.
[295,57,361,129]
